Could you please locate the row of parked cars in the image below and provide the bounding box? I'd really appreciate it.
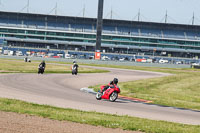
[101,56,181,64]
[100,56,199,65]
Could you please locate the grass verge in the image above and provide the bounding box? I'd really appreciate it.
[0,98,200,133]
[88,64,200,111]
[0,58,108,73]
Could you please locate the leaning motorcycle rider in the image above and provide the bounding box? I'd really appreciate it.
[101,78,118,93]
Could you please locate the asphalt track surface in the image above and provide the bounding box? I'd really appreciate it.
[0,67,200,125]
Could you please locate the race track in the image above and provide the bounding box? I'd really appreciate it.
[0,67,200,125]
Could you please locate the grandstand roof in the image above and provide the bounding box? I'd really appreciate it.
[0,11,200,32]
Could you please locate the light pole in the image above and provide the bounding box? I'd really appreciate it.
[95,0,104,52]
[95,0,104,60]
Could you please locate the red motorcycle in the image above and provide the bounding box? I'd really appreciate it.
[96,84,120,102]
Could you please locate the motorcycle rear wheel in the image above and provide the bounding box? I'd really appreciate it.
[109,91,118,102]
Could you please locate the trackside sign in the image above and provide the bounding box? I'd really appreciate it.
[95,52,101,60]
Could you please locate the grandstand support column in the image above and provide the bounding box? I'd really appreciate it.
[95,0,104,52]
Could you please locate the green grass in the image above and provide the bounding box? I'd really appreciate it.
[118,73,200,110]
[0,98,200,133]
[79,62,193,74]
[88,64,200,111]
[0,58,108,73]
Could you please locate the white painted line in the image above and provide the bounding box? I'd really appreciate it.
[80,87,97,94]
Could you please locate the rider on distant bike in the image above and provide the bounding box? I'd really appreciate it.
[38,60,46,74]
[71,61,79,75]
[39,60,46,69]
[101,78,118,93]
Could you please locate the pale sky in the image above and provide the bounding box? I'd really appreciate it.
[0,0,200,25]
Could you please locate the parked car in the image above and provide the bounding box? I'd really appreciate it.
[119,58,125,61]
[191,63,200,66]
[159,59,169,64]
[102,56,110,60]
[16,51,23,56]
[175,61,182,64]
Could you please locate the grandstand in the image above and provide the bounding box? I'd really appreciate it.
[1,11,200,58]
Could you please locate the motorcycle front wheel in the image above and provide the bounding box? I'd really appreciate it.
[96,92,102,100]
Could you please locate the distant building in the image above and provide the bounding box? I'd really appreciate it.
[0,11,200,58]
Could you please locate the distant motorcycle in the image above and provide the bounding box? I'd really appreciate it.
[71,66,78,75]
[27,58,31,62]
[96,84,120,102]
[24,57,31,62]
[38,64,45,74]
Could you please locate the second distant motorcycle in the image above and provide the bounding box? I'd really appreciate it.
[71,61,79,75]
[38,64,45,74]
[38,60,46,74]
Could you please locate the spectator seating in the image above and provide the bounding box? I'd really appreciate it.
[0,17,199,41]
